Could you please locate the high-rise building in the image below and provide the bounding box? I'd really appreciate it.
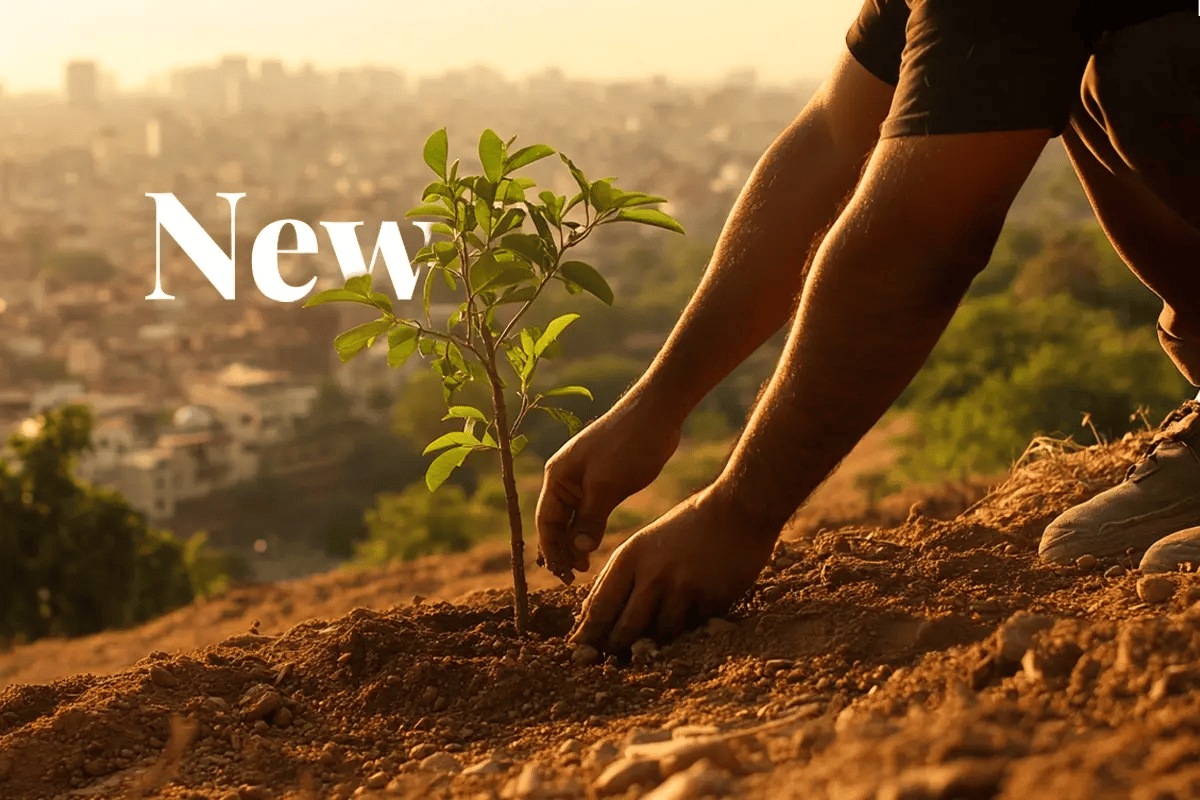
[65,60,99,107]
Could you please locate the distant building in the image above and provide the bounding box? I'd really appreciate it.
[65,60,98,108]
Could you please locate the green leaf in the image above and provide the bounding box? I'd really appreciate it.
[510,434,529,456]
[302,288,374,308]
[345,274,372,295]
[539,406,583,436]
[425,445,471,491]
[470,251,501,289]
[492,207,525,237]
[443,406,488,423]
[368,291,394,315]
[423,267,435,319]
[405,204,454,219]
[497,285,537,305]
[559,154,591,202]
[589,178,618,212]
[542,385,594,401]
[334,318,392,362]
[505,144,555,174]
[474,195,493,237]
[479,129,505,183]
[387,326,419,368]
[609,191,669,209]
[500,233,547,268]
[422,431,482,456]
[534,313,580,357]
[423,128,448,179]
[558,261,613,305]
[615,207,686,235]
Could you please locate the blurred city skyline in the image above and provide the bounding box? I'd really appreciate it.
[1,0,862,95]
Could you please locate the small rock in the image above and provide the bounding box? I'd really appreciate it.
[319,743,342,766]
[821,563,860,588]
[240,686,283,722]
[557,739,583,757]
[1022,640,1083,682]
[253,720,270,736]
[504,763,544,799]
[1002,543,1019,555]
[593,758,663,796]
[419,752,463,774]
[238,786,270,800]
[671,725,721,739]
[408,743,438,761]
[1105,564,1127,578]
[422,686,438,703]
[625,728,672,746]
[643,759,733,800]
[626,737,742,778]
[583,740,620,770]
[463,758,503,776]
[705,618,737,636]
[763,659,793,676]
[774,557,795,570]
[273,707,293,728]
[203,696,231,714]
[571,645,601,667]
[149,666,179,688]
[337,652,353,666]
[365,772,389,790]
[630,638,658,662]
[1075,554,1099,570]
[1138,575,1176,604]
[993,611,1056,664]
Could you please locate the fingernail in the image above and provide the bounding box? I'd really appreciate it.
[574,534,596,552]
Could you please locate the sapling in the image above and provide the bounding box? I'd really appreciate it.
[307,129,683,635]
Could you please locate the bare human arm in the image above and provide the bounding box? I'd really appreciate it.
[568,124,1053,651]
[536,51,896,582]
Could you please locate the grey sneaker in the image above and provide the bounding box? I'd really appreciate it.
[1038,401,1200,565]
[1140,526,1200,573]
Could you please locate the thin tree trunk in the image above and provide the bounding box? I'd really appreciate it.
[486,368,530,636]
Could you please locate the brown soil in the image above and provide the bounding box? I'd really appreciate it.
[2,431,1195,800]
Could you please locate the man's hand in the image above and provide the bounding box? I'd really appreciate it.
[536,396,682,583]
[568,485,776,651]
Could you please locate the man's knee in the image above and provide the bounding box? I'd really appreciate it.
[1160,307,1200,388]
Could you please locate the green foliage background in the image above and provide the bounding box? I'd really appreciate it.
[0,406,226,643]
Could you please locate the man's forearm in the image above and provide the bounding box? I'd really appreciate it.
[711,132,1049,535]
[626,103,873,426]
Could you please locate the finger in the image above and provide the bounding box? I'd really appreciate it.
[651,585,693,644]
[606,579,662,653]
[535,470,584,580]
[568,553,635,648]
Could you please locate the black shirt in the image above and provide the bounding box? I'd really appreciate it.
[846,0,1194,138]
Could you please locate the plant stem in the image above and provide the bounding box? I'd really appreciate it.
[479,324,531,636]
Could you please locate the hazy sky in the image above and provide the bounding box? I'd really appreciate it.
[0,0,863,93]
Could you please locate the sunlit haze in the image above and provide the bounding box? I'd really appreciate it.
[1,0,862,93]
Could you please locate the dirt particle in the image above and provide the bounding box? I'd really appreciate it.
[418,751,463,773]
[1138,575,1176,604]
[1075,554,1099,570]
[705,618,738,636]
[594,758,663,796]
[408,743,438,761]
[365,771,388,790]
[240,685,283,722]
[149,665,179,688]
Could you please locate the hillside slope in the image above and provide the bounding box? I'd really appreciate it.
[2,431,1193,800]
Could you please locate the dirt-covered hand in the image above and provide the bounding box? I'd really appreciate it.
[567,487,776,651]
[536,399,681,584]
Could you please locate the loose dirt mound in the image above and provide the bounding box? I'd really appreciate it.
[3,432,1196,800]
